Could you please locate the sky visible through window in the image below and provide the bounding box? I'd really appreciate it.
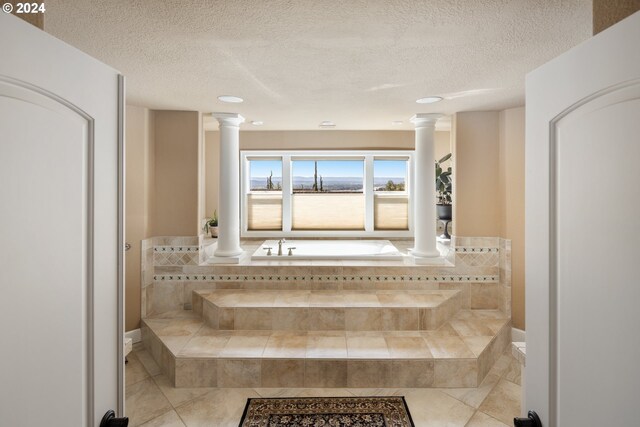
[292,160,363,178]
[374,160,407,192]
[249,159,406,178]
[250,160,282,191]
[250,160,282,178]
[292,160,364,192]
[249,158,408,192]
[374,160,406,178]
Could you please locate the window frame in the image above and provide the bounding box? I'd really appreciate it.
[241,150,414,238]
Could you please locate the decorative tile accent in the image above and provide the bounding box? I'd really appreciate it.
[153,249,199,266]
[153,274,499,283]
[154,246,199,253]
[456,252,500,268]
[454,247,499,253]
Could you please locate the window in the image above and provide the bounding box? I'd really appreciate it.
[374,159,409,230]
[247,158,282,230]
[374,159,407,192]
[250,159,282,191]
[292,160,365,230]
[241,151,413,236]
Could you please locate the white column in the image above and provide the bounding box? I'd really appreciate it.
[213,112,244,257]
[410,113,442,258]
[364,155,374,232]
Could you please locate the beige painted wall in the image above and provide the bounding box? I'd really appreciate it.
[205,130,451,217]
[499,107,525,330]
[452,110,526,329]
[198,121,206,231]
[126,108,204,330]
[452,112,501,237]
[154,111,201,236]
[125,105,155,331]
[593,0,640,34]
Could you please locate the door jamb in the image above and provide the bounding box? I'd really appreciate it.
[117,74,126,417]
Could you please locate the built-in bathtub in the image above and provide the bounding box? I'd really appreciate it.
[251,239,404,260]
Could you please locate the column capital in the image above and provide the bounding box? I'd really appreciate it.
[410,113,444,128]
[212,112,245,127]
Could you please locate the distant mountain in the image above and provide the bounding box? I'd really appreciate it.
[250,176,405,192]
[373,177,405,186]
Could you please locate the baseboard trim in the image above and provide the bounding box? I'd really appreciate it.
[126,328,142,344]
[511,327,526,342]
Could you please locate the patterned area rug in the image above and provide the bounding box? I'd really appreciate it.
[239,396,414,427]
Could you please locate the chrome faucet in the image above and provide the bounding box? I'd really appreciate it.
[277,239,286,256]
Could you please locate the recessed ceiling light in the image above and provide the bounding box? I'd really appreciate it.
[392,120,403,125]
[416,96,443,104]
[217,95,244,103]
[319,121,335,128]
[251,121,264,126]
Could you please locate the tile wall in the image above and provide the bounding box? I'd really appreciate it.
[141,236,512,321]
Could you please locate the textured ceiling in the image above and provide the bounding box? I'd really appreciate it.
[44,0,591,130]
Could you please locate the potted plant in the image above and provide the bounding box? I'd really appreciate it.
[204,210,218,238]
[435,153,452,220]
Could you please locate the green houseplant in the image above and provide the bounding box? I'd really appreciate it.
[204,210,218,238]
[435,153,452,220]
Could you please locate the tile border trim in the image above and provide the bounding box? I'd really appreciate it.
[153,274,498,283]
[154,246,199,253]
[454,247,499,253]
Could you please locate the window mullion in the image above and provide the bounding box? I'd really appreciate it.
[365,155,374,232]
[282,155,292,232]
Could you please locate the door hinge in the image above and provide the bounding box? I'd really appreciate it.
[100,410,129,427]
[514,411,542,427]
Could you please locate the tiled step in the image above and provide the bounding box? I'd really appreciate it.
[141,309,511,389]
[192,289,463,331]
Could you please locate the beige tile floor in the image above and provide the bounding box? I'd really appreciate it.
[126,343,521,427]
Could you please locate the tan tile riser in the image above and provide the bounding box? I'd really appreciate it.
[168,357,487,389]
[433,359,478,387]
[470,283,502,310]
[144,278,502,319]
[141,323,177,384]
[476,322,511,385]
[199,301,461,332]
[175,359,217,387]
[192,292,204,317]
[142,322,506,389]
[152,281,184,314]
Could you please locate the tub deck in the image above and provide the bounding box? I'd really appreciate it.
[250,239,404,261]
